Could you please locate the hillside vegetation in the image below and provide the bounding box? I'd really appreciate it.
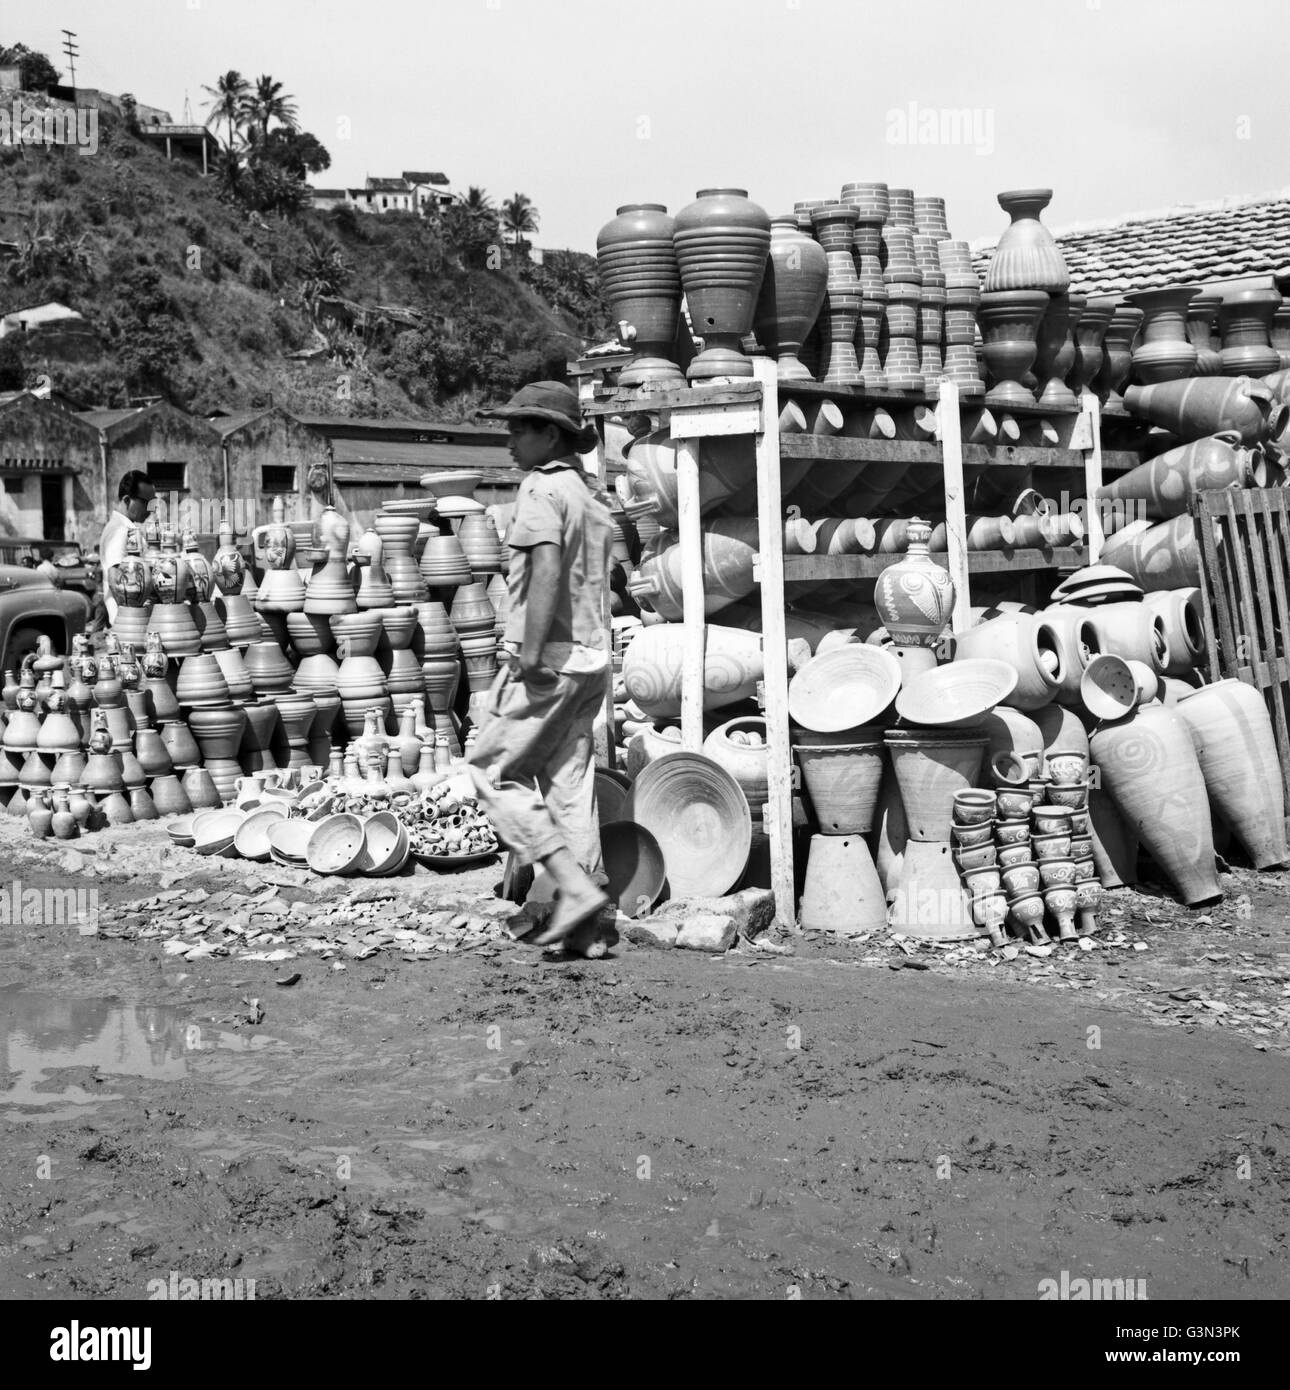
[0,100,610,418]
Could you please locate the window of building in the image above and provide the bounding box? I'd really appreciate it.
[146,461,187,491]
[261,465,297,493]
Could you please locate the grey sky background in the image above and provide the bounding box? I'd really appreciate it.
[23,0,1290,250]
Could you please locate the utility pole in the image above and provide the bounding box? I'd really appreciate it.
[61,30,78,95]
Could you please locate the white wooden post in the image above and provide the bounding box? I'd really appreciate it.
[1079,390,1105,563]
[674,437,706,751]
[936,378,971,631]
[751,358,796,930]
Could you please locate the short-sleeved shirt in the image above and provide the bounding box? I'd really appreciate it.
[504,458,612,670]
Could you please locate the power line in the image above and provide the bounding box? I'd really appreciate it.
[61,29,79,94]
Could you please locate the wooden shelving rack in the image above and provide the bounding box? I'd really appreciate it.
[585,356,1138,929]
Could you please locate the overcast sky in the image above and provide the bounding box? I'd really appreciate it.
[22,0,1290,250]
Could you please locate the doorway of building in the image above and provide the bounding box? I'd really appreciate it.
[41,476,64,542]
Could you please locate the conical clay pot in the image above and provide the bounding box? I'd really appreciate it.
[798,834,887,934]
[1089,704,1220,904]
[793,738,885,834]
[885,732,987,842]
[1175,679,1288,869]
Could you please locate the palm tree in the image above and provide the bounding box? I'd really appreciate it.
[246,74,299,143]
[464,187,494,215]
[501,193,540,256]
[202,70,251,148]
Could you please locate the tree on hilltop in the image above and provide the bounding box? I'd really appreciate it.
[0,42,60,91]
[202,70,251,148]
[501,193,539,257]
[247,74,299,143]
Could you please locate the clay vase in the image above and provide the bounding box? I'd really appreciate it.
[415,600,458,658]
[751,215,828,382]
[50,747,87,786]
[417,531,471,589]
[793,735,884,834]
[1098,431,1264,520]
[2,668,18,711]
[28,789,55,838]
[1123,376,1286,445]
[621,623,763,719]
[272,693,318,770]
[596,202,685,388]
[1219,288,1282,378]
[459,634,498,694]
[798,833,887,935]
[304,506,359,615]
[952,612,1062,710]
[810,204,863,387]
[1033,292,1078,409]
[978,290,1049,407]
[1125,286,1198,383]
[239,700,281,773]
[1186,292,1224,376]
[1089,704,1220,905]
[456,514,505,576]
[181,765,222,811]
[485,574,509,641]
[1175,679,1287,869]
[133,726,173,778]
[874,519,955,653]
[885,731,988,842]
[243,640,295,695]
[1068,296,1115,399]
[1096,304,1144,412]
[175,651,231,709]
[674,188,772,382]
[129,786,158,821]
[1142,589,1204,677]
[188,706,247,763]
[421,654,461,720]
[160,718,201,770]
[449,582,496,636]
[49,784,77,839]
[982,189,1070,292]
[1098,515,1202,592]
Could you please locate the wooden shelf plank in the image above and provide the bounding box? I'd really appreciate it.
[583,383,761,417]
[777,433,1140,473]
[776,547,1084,582]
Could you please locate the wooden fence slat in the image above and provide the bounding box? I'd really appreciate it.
[1224,489,1267,686]
[1239,491,1290,794]
[1193,495,1224,675]
[1197,493,1240,678]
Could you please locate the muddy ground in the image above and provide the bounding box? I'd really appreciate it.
[0,816,1287,1301]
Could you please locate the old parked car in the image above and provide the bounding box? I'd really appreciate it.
[0,564,90,671]
[0,537,95,597]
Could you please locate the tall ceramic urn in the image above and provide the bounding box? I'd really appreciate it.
[596,203,685,388]
[874,518,954,678]
[752,215,828,381]
[982,189,1070,293]
[673,189,772,382]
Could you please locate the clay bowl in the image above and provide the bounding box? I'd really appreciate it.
[1046,751,1088,783]
[166,813,196,848]
[952,789,996,826]
[1071,833,1094,861]
[951,821,994,849]
[953,842,998,872]
[1031,805,1073,834]
[268,818,317,866]
[307,813,367,876]
[995,788,1034,819]
[989,751,1032,789]
[788,646,902,733]
[380,500,439,522]
[994,817,1032,846]
[190,809,226,839]
[997,842,1035,869]
[1002,862,1041,896]
[1080,653,1138,722]
[356,811,410,876]
[621,751,751,899]
[234,804,288,862]
[420,470,483,499]
[194,808,243,857]
[434,495,486,521]
[962,865,1002,897]
[1032,831,1073,862]
[1046,782,1088,810]
[1039,856,1078,889]
[600,820,667,919]
[897,658,1018,729]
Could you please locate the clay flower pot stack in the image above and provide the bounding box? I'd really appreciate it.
[376,604,427,718]
[417,600,463,756]
[333,612,393,737]
[810,204,864,387]
[840,182,889,388]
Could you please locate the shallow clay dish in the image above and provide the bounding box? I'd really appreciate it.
[307,813,367,875]
[233,804,288,862]
[267,817,316,865]
[194,809,243,857]
[788,646,902,733]
[166,814,196,847]
[898,659,1018,729]
[600,820,666,919]
[419,470,483,499]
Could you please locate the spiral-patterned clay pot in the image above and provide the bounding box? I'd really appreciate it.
[621,623,763,719]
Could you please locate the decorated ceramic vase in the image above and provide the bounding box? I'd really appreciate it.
[252,496,306,612]
[673,188,772,382]
[982,189,1069,293]
[596,203,685,388]
[1122,376,1286,445]
[875,519,955,650]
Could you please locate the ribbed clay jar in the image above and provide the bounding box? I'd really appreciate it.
[982,189,1070,293]
[596,203,684,388]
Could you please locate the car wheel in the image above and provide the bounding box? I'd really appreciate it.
[3,626,46,672]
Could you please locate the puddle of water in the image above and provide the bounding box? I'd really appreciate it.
[0,988,279,1118]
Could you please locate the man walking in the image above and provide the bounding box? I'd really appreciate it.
[466,382,613,950]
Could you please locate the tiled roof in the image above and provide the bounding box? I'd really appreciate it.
[403,171,448,185]
[365,177,410,193]
[971,188,1290,296]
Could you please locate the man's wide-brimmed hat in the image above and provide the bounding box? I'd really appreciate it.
[484,381,586,435]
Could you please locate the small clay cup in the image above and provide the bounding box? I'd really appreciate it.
[997,842,1035,869]
[1039,856,1078,889]
[954,842,998,872]
[1033,831,1073,861]
[952,789,997,826]
[994,817,1032,845]
[1002,862,1041,896]
[995,788,1034,819]
[951,821,994,849]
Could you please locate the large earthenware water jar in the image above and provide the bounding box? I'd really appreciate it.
[978,289,1050,407]
[596,203,685,388]
[1034,291,1079,408]
[1089,703,1219,904]
[750,215,828,382]
[1125,285,1198,383]
[874,519,955,679]
[1121,376,1286,446]
[369,513,426,605]
[1186,292,1224,376]
[982,189,1070,293]
[238,699,281,774]
[1096,303,1144,412]
[1218,287,1282,378]
[673,189,772,382]
[1175,679,1288,869]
